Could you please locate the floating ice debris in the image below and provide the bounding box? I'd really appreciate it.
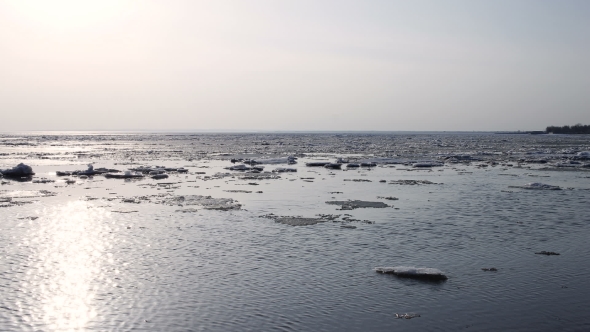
[324,163,342,169]
[1,163,34,177]
[412,162,443,168]
[163,195,241,210]
[509,182,561,190]
[151,174,169,180]
[105,171,144,179]
[176,208,200,213]
[377,196,399,200]
[245,156,297,165]
[77,164,98,176]
[273,217,328,226]
[129,166,186,174]
[261,213,339,226]
[225,164,264,171]
[359,157,406,165]
[395,313,421,319]
[360,162,377,167]
[326,200,389,210]
[482,268,498,272]
[58,165,121,176]
[306,162,330,167]
[238,172,280,180]
[554,161,582,167]
[225,164,249,171]
[346,163,360,168]
[340,225,357,229]
[375,266,448,280]
[443,154,481,163]
[33,178,54,184]
[129,166,158,173]
[389,180,438,185]
[0,189,57,199]
[272,167,297,173]
[535,251,560,256]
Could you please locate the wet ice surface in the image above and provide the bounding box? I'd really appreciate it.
[1,132,590,331]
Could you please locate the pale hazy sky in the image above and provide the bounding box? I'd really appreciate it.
[1,0,588,131]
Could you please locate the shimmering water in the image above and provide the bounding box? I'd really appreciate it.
[1,132,590,331]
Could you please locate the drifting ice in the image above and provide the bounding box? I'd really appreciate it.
[1,163,34,177]
[375,266,448,280]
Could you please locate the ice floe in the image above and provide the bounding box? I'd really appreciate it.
[105,171,144,179]
[324,163,342,169]
[272,167,297,173]
[162,195,241,211]
[535,251,560,255]
[1,163,34,177]
[509,182,561,190]
[412,162,443,168]
[244,156,297,165]
[374,266,448,280]
[326,200,390,210]
[388,180,439,185]
[306,162,330,167]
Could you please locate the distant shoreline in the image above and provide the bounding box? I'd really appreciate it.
[494,131,547,135]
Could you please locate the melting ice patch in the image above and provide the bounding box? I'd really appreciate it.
[163,195,242,211]
[375,266,448,280]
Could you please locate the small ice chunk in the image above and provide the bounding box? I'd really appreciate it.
[375,266,448,280]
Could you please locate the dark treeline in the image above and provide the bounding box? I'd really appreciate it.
[546,124,590,134]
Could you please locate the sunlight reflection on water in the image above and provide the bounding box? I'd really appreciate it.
[24,201,112,331]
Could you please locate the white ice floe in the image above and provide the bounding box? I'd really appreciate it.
[374,266,448,280]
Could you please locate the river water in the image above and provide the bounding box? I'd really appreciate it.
[1,132,589,331]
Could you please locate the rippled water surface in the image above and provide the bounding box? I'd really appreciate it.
[1,132,590,331]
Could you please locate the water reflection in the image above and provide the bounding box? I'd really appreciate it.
[24,201,112,331]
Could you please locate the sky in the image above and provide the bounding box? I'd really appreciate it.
[0,0,589,132]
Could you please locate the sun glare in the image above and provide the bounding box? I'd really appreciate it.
[5,0,130,30]
[23,201,113,331]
